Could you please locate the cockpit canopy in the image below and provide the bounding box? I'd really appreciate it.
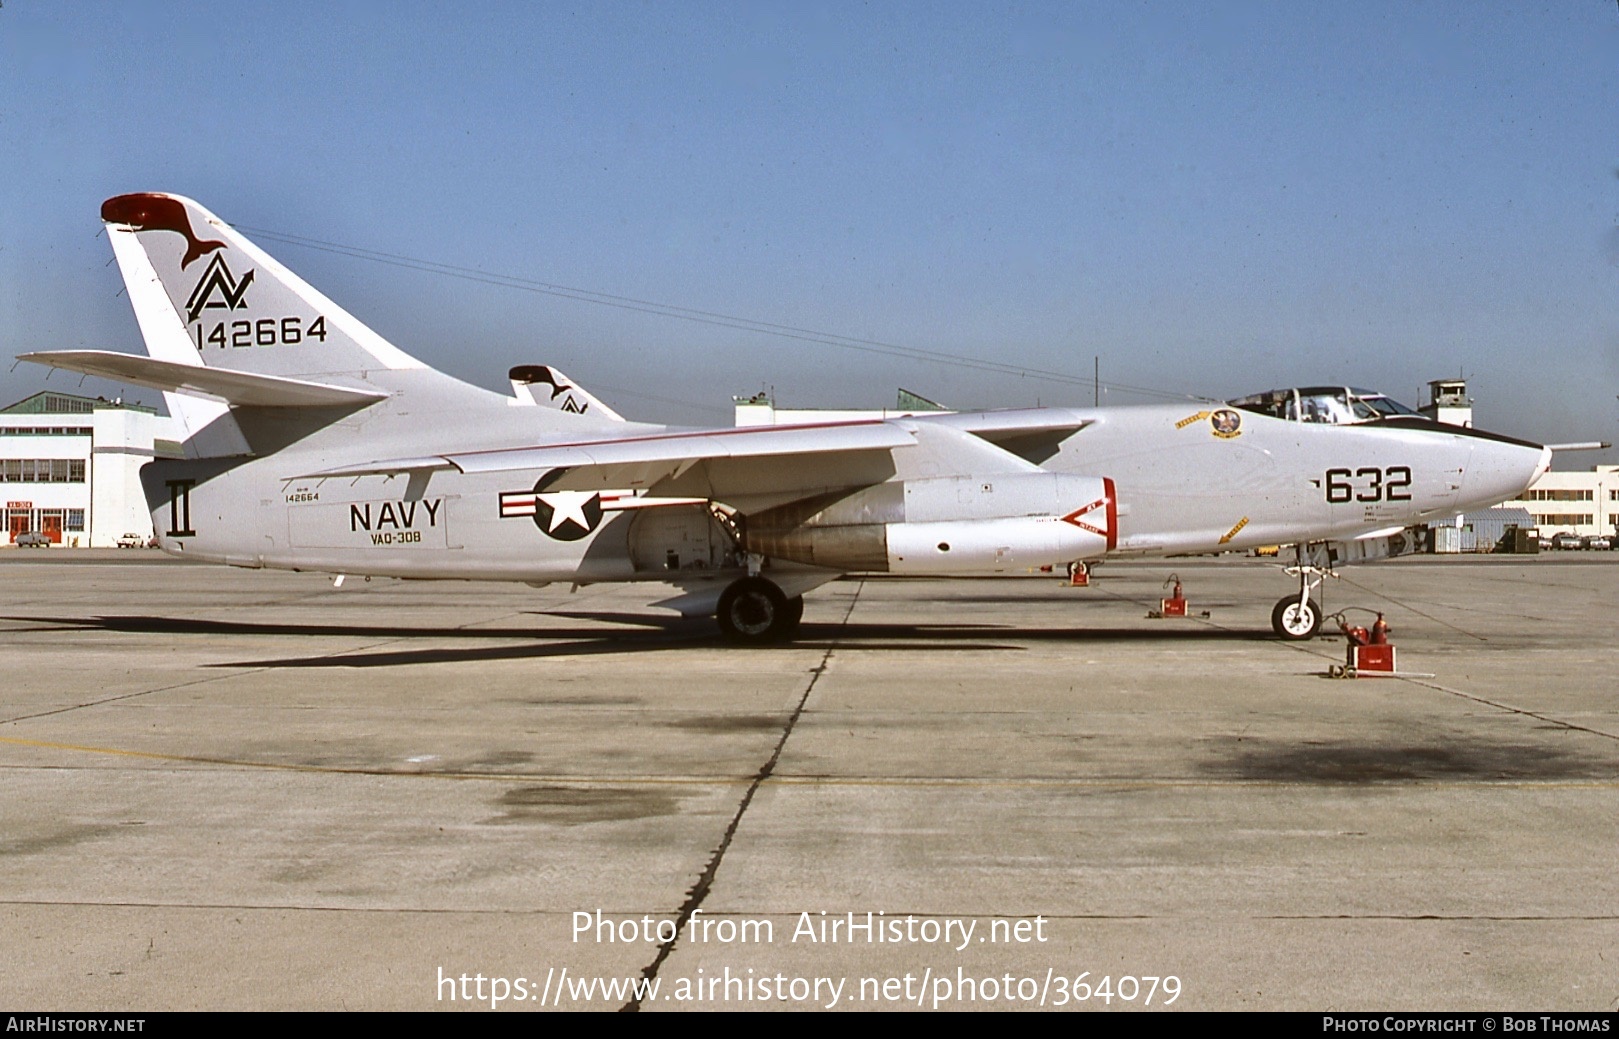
[1227,386,1421,425]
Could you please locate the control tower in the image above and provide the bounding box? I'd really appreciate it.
[1420,379,1472,428]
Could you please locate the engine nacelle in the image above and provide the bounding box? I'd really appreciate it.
[744,474,1117,573]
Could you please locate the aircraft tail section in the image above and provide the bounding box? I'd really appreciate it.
[84,193,637,457]
[508,365,625,421]
[102,193,428,382]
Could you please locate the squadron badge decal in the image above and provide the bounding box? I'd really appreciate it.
[1209,409,1243,439]
[185,254,255,323]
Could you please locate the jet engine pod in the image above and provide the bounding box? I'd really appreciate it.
[744,474,1117,573]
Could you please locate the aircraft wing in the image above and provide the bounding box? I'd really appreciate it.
[929,409,1093,438]
[293,413,1094,510]
[295,420,919,493]
[19,350,389,408]
[921,409,1094,464]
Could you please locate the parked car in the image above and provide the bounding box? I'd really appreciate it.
[1551,532,1584,550]
[13,531,51,548]
[1583,534,1612,551]
[116,532,145,548]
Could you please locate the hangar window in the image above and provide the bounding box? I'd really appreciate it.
[0,426,91,436]
[0,458,88,483]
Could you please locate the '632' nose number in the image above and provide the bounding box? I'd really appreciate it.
[1324,466,1412,504]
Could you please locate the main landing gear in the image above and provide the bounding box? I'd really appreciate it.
[716,576,804,644]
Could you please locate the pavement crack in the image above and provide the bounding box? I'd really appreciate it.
[0,608,539,726]
[1406,679,1619,742]
[621,580,864,1012]
[0,670,258,726]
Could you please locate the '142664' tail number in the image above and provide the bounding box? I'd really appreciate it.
[1325,466,1411,503]
[194,316,327,350]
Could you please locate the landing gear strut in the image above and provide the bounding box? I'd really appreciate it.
[1273,542,1333,640]
[716,577,803,644]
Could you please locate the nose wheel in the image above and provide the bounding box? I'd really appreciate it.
[1271,595,1322,640]
[1273,542,1336,640]
[716,577,804,644]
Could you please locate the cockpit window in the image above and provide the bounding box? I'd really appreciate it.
[1225,390,1292,420]
[1229,387,1420,425]
[1357,394,1419,417]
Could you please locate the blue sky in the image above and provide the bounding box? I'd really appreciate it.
[3,2,1616,461]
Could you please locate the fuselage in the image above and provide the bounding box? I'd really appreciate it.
[141,388,1550,582]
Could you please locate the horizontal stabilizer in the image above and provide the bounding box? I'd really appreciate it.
[297,419,917,486]
[19,350,390,408]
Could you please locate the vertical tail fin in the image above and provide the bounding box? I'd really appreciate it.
[508,365,625,421]
[102,193,427,381]
[97,193,627,453]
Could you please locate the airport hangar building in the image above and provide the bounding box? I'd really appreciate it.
[0,391,179,547]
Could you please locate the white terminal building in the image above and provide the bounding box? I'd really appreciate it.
[1,391,180,547]
[1414,379,1617,540]
[1498,467,1618,538]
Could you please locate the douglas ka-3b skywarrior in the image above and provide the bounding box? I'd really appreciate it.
[23,195,1553,643]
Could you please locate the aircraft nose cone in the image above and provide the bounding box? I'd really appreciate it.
[1457,434,1549,512]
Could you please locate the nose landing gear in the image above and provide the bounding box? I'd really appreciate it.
[1271,594,1323,640]
[1273,542,1335,640]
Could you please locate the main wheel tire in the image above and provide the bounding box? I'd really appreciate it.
[1271,595,1322,640]
[780,595,805,638]
[717,577,792,644]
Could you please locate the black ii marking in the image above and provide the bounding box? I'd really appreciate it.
[165,479,196,538]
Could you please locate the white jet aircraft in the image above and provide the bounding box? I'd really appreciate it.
[22,195,1552,643]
